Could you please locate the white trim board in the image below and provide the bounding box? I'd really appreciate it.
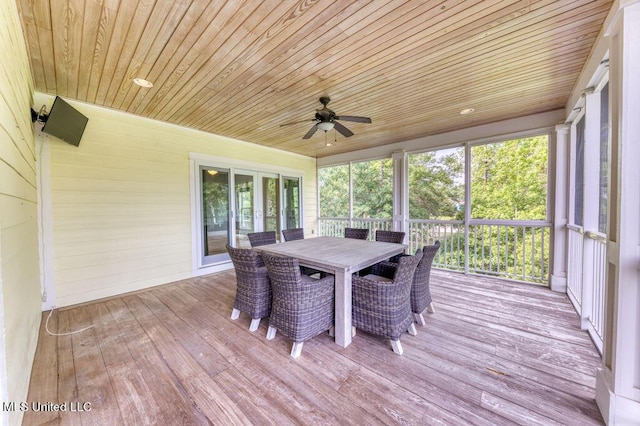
[317,109,564,167]
[188,152,305,177]
[35,126,56,311]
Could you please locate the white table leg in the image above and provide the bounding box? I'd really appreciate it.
[334,269,352,347]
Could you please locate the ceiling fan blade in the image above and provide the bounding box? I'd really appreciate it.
[335,115,371,123]
[334,121,354,138]
[280,119,315,127]
[302,124,319,139]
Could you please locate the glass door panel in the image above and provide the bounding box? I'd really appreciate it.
[201,167,230,264]
[261,174,280,239]
[234,172,255,249]
[283,177,301,229]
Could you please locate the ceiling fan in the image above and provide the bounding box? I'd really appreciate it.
[281,96,372,139]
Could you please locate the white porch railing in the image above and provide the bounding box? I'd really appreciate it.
[319,217,550,284]
[566,224,606,354]
[408,219,550,284]
[587,231,606,353]
[467,220,550,284]
[408,219,465,272]
[567,225,584,307]
[318,217,392,239]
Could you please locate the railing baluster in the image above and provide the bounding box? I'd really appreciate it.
[496,225,500,276]
[444,224,448,264]
[531,226,535,280]
[480,224,485,272]
[540,227,545,280]
[504,226,508,276]
[490,224,493,274]
[521,226,526,280]
[456,223,460,269]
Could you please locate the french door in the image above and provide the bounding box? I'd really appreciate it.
[200,166,231,264]
[283,176,301,230]
[197,164,301,267]
[233,171,256,250]
[259,173,280,237]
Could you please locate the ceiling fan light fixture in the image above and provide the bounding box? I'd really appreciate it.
[317,121,334,131]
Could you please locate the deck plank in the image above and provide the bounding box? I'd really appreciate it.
[104,298,210,424]
[25,269,604,425]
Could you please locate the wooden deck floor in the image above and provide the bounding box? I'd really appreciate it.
[24,269,604,425]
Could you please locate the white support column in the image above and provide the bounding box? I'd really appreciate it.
[392,150,408,236]
[580,90,602,327]
[348,163,353,228]
[550,124,569,293]
[595,2,640,423]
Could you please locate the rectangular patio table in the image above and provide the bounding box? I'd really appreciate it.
[255,236,406,347]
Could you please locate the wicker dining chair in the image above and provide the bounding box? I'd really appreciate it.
[282,228,305,241]
[372,241,440,326]
[261,253,335,358]
[410,241,440,324]
[226,244,272,332]
[375,230,405,244]
[374,230,406,263]
[352,249,423,355]
[344,227,369,240]
[280,228,325,277]
[247,231,277,247]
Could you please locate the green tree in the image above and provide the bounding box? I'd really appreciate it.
[471,136,548,220]
[317,136,550,283]
[352,159,393,218]
[318,164,349,217]
[467,136,549,282]
[408,148,465,220]
[319,160,394,219]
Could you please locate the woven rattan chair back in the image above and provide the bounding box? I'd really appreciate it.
[282,228,305,242]
[247,231,277,247]
[410,241,440,324]
[375,230,405,244]
[344,227,369,240]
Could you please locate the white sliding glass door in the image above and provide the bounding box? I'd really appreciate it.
[234,171,256,249]
[283,176,301,230]
[200,166,231,264]
[192,156,304,270]
[259,173,280,239]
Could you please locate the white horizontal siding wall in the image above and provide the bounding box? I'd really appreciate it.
[34,93,316,307]
[0,2,42,425]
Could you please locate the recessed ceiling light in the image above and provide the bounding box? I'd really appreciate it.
[133,78,153,88]
[460,108,475,115]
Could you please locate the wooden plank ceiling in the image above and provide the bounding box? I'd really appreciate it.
[16,0,613,158]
